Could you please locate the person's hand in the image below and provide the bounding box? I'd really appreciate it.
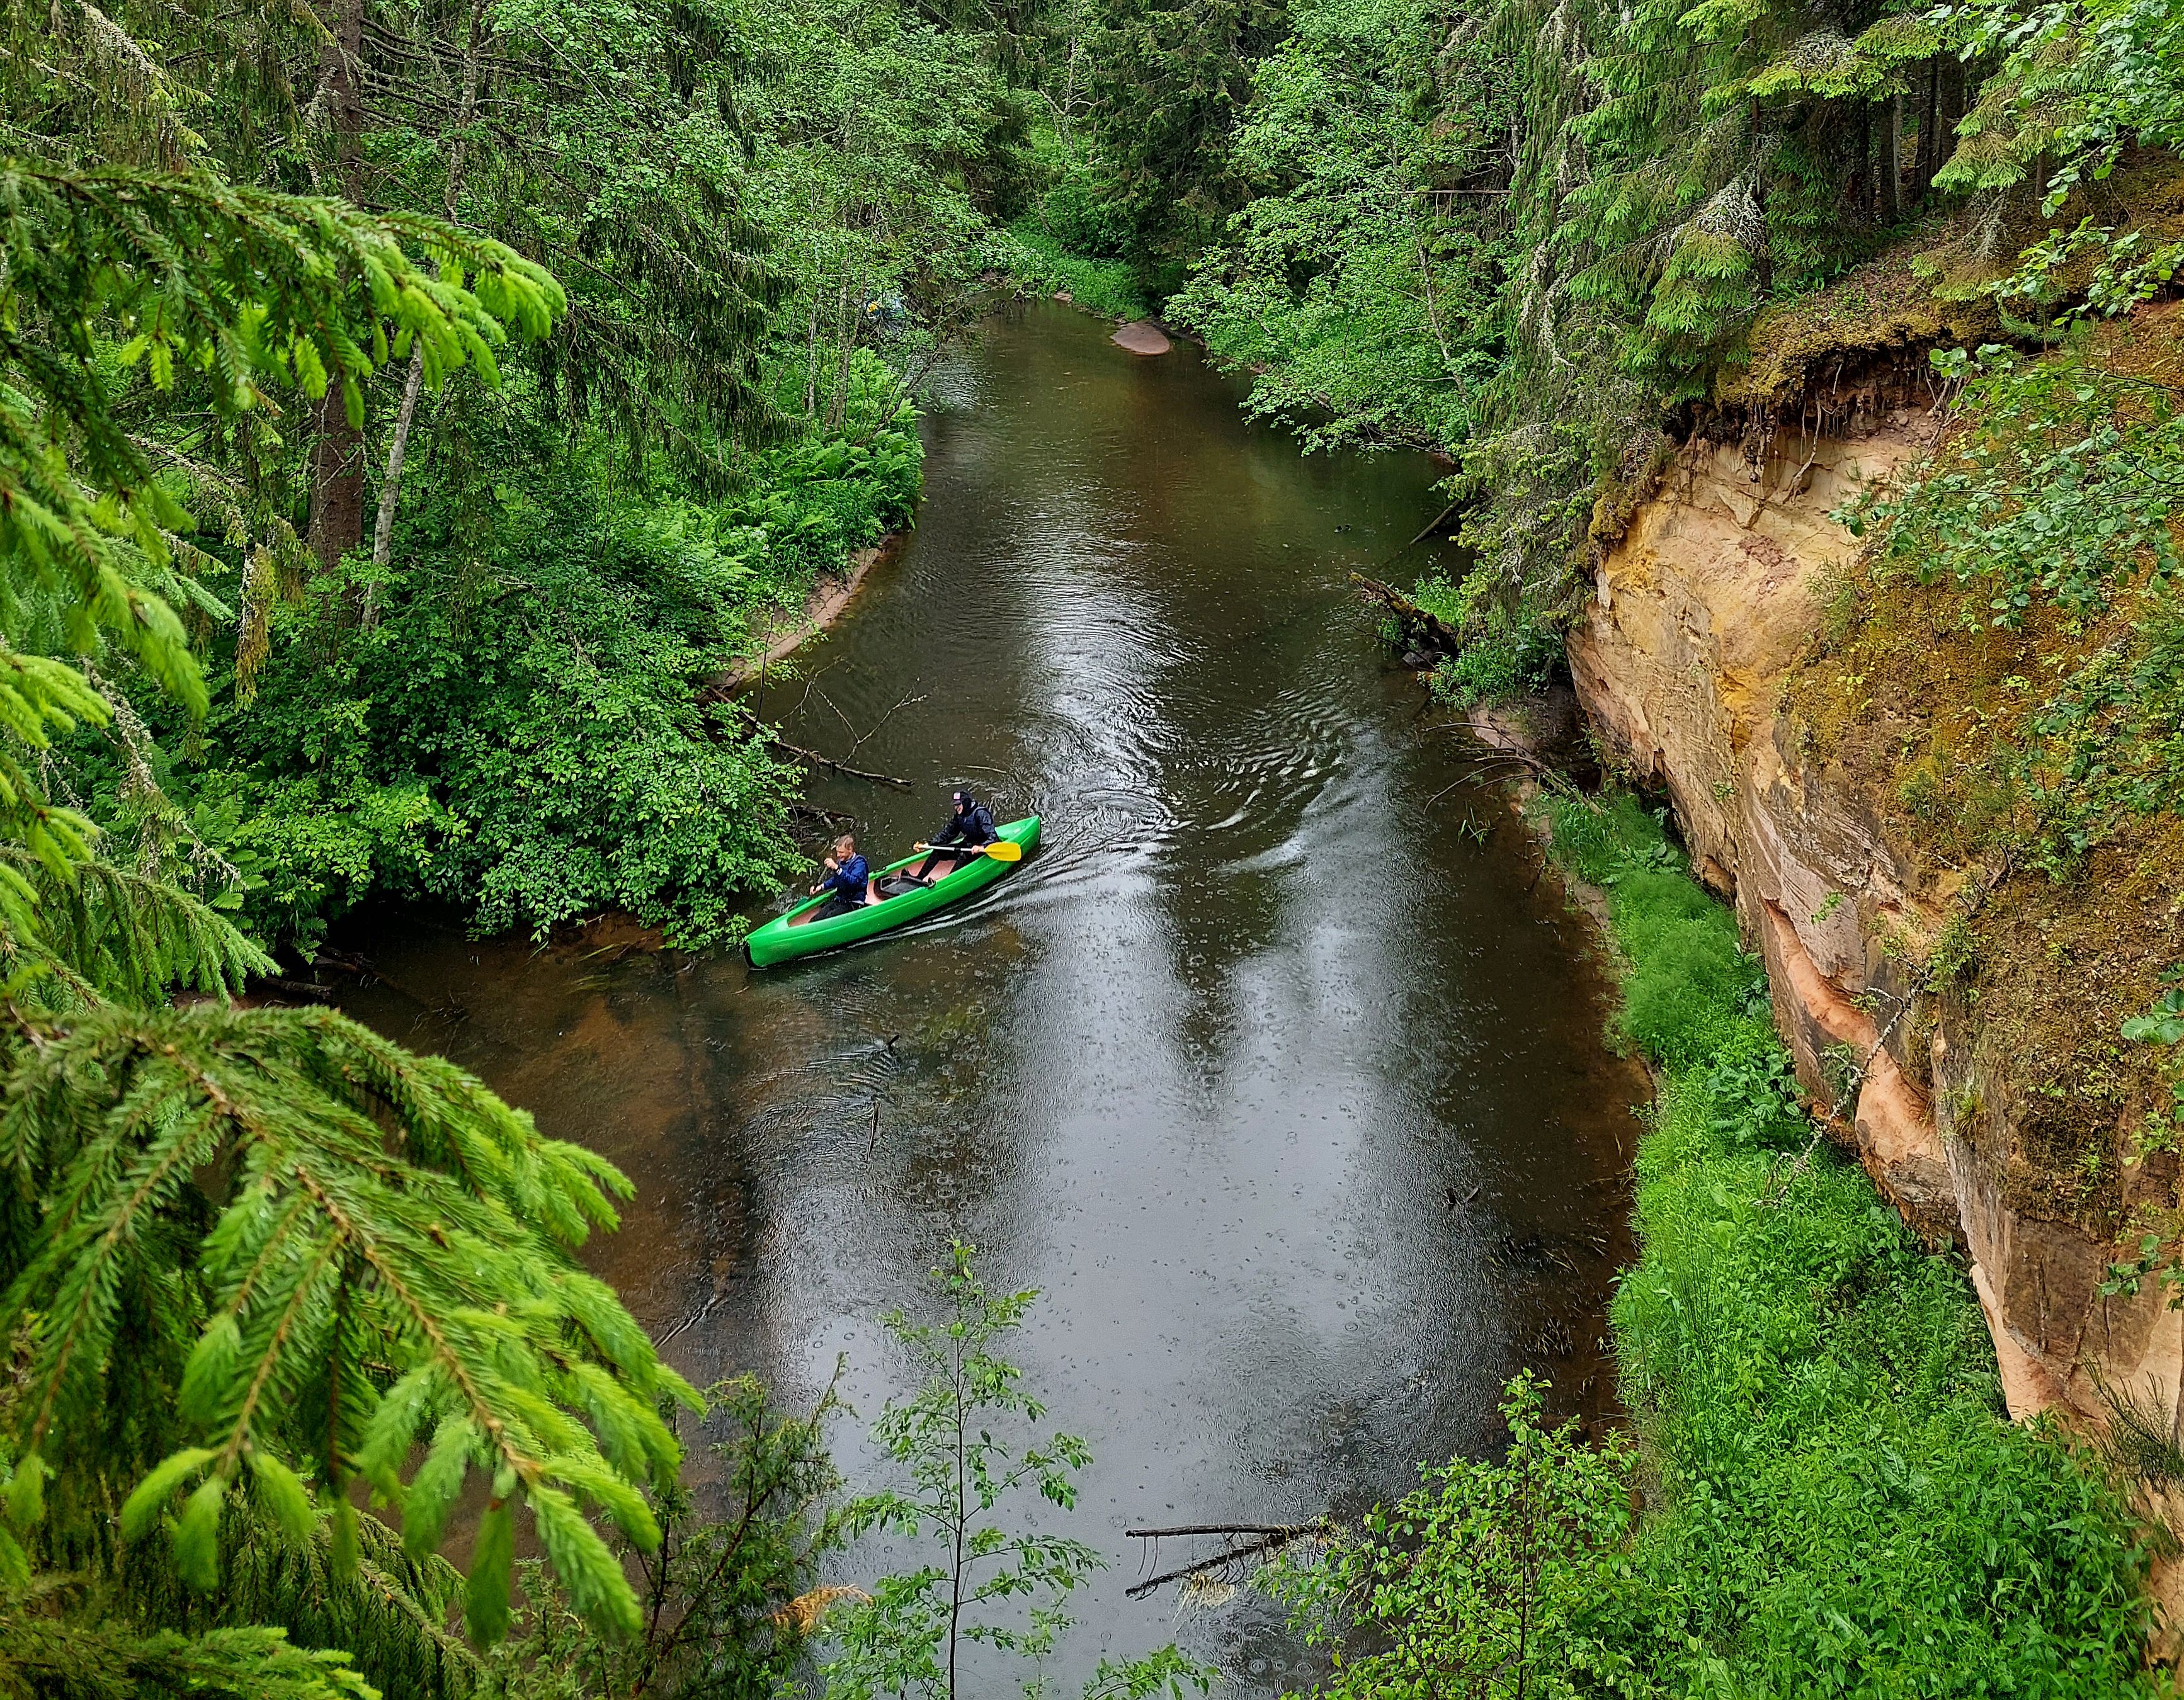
[914,840,928,851]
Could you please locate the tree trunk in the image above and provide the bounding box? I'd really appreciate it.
[365,0,492,625]
[364,348,428,624]
[804,238,822,419]
[1916,60,1941,196]
[824,273,855,434]
[1855,106,1871,221]
[307,0,369,571]
[1880,94,1902,222]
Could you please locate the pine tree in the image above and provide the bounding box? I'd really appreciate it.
[0,159,704,1696]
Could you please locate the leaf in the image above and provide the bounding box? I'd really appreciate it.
[180,1312,242,1427]
[4,1452,47,1531]
[0,1528,28,1592]
[402,1415,476,1559]
[251,1450,319,1550]
[175,1473,227,1592]
[331,1494,360,1584]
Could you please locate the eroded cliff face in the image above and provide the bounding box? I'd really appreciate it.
[1567,422,2179,1427]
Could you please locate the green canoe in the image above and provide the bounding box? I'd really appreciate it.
[744,815,1041,968]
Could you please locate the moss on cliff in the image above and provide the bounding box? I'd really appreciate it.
[1780,303,2184,1240]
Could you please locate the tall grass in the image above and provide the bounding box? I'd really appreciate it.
[999,221,1151,322]
[1543,793,2159,1696]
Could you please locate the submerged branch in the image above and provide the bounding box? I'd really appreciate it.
[768,739,912,789]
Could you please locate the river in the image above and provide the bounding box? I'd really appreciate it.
[335,300,1646,1694]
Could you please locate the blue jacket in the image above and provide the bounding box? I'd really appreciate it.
[819,854,870,902]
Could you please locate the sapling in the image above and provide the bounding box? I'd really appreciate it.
[824,1242,1205,1700]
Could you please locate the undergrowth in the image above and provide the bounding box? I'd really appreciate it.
[1001,221,1150,320]
[106,368,923,956]
[1785,303,2183,1196]
[1547,792,2159,1695]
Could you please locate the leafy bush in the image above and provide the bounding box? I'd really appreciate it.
[127,399,923,955]
[1268,1374,1635,1700]
[1531,792,2158,1694]
[1001,221,1151,320]
[1426,616,1564,710]
[1838,341,2184,876]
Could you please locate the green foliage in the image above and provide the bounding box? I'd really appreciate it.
[824,1242,1208,1700]
[731,0,1036,431]
[1083,0,1292,296]
[491,1375,846,1700]
[0,1,1069,1694]
[2123,972,2184,1160]
[1939,0,2184,209]
[4,1000,695,1634]
[1843,342,2184,875]
[13,0,1047,959]
[168,395,922,951]
[1520,790,2161,1695]
[1003,220,1152,319]
[1421,592,1564,710]
[1168,0,1515,452]
[0,1604,376,1700]
[0,164,558,982]
[1268,1373,1635,1700]
[1854,344,2181,625]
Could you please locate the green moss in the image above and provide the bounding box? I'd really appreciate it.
[1780,307,2184,1174]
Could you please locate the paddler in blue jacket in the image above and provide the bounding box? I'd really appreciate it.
[909,788,996,883]
[809,833,872,917]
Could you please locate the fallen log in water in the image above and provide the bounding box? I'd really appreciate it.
[1350,572,1461,663]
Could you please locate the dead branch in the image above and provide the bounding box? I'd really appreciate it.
[1127,1524,1311,1539]
[1351,572,1462,660]
[254,975,335,1004]
[1406,497,1465,550]
[770,739,913,789]
[847,691,926,758]
[1124,1525,1324,1599]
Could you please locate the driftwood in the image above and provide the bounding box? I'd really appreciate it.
[1125,1522,1325,1599]
[256,975,336,1004]
[1125,1524,1305,1538]
[1351,573,1461,662]
[1404,497,1464,550]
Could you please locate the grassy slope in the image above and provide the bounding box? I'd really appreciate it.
[1541,793,2159,1696]
[1003,220,1151,320]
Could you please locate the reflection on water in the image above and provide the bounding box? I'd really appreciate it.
[336,302,1646,1694]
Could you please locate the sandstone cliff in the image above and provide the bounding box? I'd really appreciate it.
[1567,412,2184,1431]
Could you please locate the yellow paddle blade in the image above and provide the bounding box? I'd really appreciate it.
[981,841,1023,861]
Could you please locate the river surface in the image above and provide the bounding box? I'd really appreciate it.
[337,302,1646,1693]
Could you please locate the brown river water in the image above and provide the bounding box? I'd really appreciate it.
[335,300,1647,1694]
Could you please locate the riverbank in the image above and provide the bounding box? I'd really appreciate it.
[713,533,902,695]
[1518,786,2158,1689]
